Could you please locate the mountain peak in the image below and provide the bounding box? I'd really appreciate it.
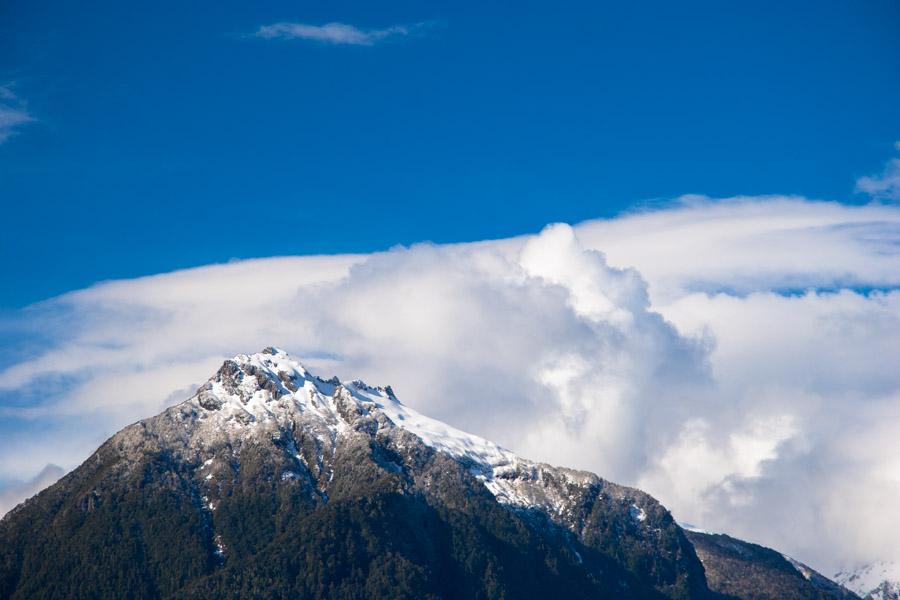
[0,337,710,598]
[835,561,900,600]
[187,347,547,508]
[0,347,862,599]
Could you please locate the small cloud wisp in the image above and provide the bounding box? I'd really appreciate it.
[856,142,900,201]
[254,21,422,46]
[0,86,34,144]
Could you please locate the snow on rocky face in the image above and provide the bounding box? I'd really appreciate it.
[835,562,900,600]
[175,347,619,517]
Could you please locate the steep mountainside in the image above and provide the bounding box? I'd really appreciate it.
[0,348,859,599]
[683,528,859,600]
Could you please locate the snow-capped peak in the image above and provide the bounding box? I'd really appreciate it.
[197,347,519,470]
[183,347,596,512]
[835,561,900,600]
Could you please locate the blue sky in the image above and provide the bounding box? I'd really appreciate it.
[2,1,900,573]
[1,0,898,309]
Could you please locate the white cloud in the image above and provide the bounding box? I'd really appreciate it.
[855,142,900,201]
[254,21,422,46]
[574,196,900,303]
[0,464,65,517]
[1,196,899,575]
[0,85,34,144]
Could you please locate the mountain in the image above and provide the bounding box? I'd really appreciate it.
[681,526,859,600]
[0,348,857,599]
[835,562,900,600]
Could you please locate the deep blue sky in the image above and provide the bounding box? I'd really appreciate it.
[1,0,898,308]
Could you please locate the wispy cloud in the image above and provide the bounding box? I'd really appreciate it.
[0,86,34,144]
[856,142,900,201]
[253,21,423,46]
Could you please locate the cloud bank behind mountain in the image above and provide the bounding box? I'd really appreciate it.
[1,195,898,574]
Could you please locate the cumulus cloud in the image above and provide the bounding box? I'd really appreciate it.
[642,289,900,565]
[0,85,34,144]
[856,143,900,201]
[254,21,423,46]
[1,196,899,575]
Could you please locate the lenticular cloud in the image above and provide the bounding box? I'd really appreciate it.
[1,196,899,574]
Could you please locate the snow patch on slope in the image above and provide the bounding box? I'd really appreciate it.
[782,555,814,581]
[630,504,647,522]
